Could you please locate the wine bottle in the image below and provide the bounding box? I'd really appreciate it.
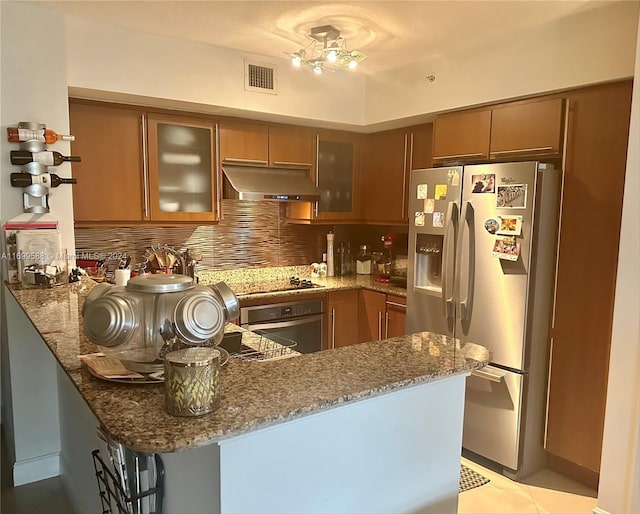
[10,172,77,188]
[10,150,81,166]
[7,127,75,143]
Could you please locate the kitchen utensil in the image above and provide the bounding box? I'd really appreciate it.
[82,274,239,372]
[165,253,176,273]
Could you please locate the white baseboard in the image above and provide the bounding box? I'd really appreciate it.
[592,507,611,514]
[13,452,60,486]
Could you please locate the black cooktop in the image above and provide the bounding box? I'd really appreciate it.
[235,276,324,296]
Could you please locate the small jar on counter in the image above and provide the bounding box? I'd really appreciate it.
[356,245,372,275]
[164,347,221,417]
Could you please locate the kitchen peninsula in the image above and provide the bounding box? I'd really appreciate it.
[5,277,489,514]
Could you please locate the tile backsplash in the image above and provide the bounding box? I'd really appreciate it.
[74,201,409,272]
[74,200,328,272]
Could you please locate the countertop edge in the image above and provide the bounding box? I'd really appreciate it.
[5,279,490,454]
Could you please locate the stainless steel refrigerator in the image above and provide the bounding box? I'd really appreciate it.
[406,161,561,479]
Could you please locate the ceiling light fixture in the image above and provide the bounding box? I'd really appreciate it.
[288,25,367,74]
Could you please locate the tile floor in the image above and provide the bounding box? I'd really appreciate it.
[1,431,76,514]
[459,457,598,514]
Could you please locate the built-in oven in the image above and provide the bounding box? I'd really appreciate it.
[239,297,325,354]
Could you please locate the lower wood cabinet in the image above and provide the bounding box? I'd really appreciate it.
[358,290,387,342]
[326,289,359,349]
[384,295,407,338]
[327,289,407,349]
[358,290,407,342]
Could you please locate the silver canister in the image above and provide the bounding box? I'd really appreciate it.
[164,348,221,417]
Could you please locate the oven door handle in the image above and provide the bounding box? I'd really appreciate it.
[241,314,324,331]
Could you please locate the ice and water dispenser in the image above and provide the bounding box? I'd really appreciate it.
[413,234,443,293]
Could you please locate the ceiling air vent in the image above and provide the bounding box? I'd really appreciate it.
[244,60,277,95]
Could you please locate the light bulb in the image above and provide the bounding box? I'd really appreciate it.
[291,53,303,67]
[327,49,338,62]
[313,63,323,74]
[348,59,358,70]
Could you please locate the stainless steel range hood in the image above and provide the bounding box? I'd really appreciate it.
[222,165,320,201]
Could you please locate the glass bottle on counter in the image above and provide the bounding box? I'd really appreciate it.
[319,253,328,277]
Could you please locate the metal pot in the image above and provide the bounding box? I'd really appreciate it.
[82,274,238,370]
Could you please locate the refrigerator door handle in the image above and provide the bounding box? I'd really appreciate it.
[442,201,458,319]
[471,367,505,383]
[455,201,475,321]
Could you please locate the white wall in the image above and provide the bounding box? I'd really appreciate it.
[0,0,75,484]
[0,1,76,262]
[61,2,639,129]
[596,15,640,514]
[365,1,640,122]
[64,13,367,127]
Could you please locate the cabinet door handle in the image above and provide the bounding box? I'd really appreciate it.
[140,114,150,218]
[215,123,221,218]
[435,152,485,159]
[314,134,320,219]
[222,157,269,165]
[385,301,406,309]
[401,134,408,219]
[272,161,313,168]
[385,312,389,339]
[331,308,336,349]
[490,146,553,155]
[378,311,382,340]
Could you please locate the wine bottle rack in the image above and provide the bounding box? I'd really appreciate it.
[7,121,78,213]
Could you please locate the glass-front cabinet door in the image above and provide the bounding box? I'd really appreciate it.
[315,131,361,221]
[287,130,361,223]
[146,113,218,222]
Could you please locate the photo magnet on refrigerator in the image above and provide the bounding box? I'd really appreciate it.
[414,212,425,226]
[423,198,435,214]
[435,184,447,200]
[448,169,460,186]
[432,212,444,227]
[484,218,499,234]
[491,236,521,261]
[471,174,495,193]
[417,184,428,199]
[496,184,527,208]
[497,215,523,236]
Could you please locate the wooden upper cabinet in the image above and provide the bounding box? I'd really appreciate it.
[361,123,433,225]
[433,110,491,162]
[490,98,565,158]
[218,121,314,169]
[219,120,269,166]
[268,125,314,168]
[410,123,434,171]
[362,128,407,224]
[69,101,145,224]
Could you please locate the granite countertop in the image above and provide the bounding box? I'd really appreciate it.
[198,265,408,300]
[6,275,489,455]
